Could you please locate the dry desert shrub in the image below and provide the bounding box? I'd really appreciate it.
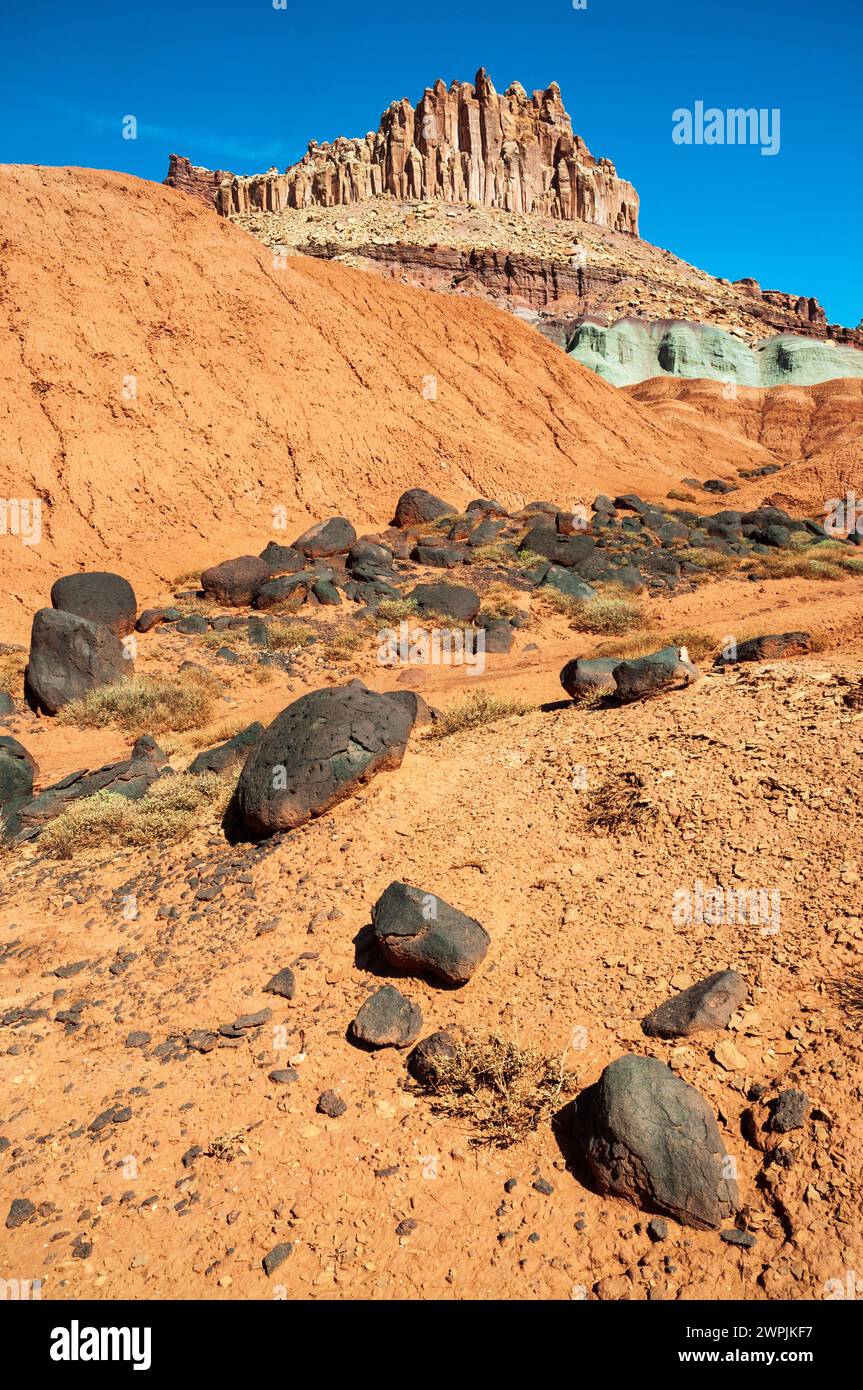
[667,628,718,664]
[417,1033,574,1149]
[375,597,419,622]
[515,548,545,569]
[477,583,522,620]
[321,630,366,661]
[679,548,738,578]
[747,546,863,581]
[265,621,316,652]
[206,1130,250,1162]
[569,595,646,635]
[426,690,533,739]
[38,771,234,858]
[585,771,658,834]
[469,543,511,566]
[58,676,213,735]
[0,648,26,695]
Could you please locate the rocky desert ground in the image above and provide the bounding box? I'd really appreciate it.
[2,69,863,1316]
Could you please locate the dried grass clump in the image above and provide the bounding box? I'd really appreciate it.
[585,771,658,834]
[0,648,26,696]
[426,691,533,739]
[375,598,419,622]
[206,1130,250,1162]
[417,1033,573,1148]
[58,676,213,735]
[38,771,234,858]
[569,596,646,636]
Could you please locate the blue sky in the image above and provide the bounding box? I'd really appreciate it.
[1,0,859,325]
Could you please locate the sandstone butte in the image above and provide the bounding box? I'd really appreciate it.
[164,67,639,234]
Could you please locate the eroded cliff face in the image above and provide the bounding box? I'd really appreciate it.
[165,69,639,234]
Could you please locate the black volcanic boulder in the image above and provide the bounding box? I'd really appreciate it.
[409,582,480,622]
[560,657,620,702]
[520,525,596,569]
[372,881,490,985]
[292,517,356,558]
[201,556,270,607]
[570,1054,740,1229]
[613,646,700,703]
[393,489,456,528]
[348,539,393,574]
[15,735,167,835]
[0,736,37,839]
[714,632,811,665]
[252,574,312,611]
[25,609,130,715]
[541,566,597,601]
[230,683,414,837]
[407,1030,458,1084]
[188,722,264,775]
[350,985,422,1049]
[51,572,137,637]
[641,970,747,1039]
[411,545,465,569]
[258,542,305,576]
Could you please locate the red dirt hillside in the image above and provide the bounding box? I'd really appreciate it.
[0,163,769,629]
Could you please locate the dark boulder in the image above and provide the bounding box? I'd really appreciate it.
[520,525,595,569]
[407,1030,458,1084]
[540,566,597,601]
[409,582,480,622]
[560,657,620,702]
[201,556,270,607]
[25,609,130,715]
[350,985,423,1049]
[16,736,167,835]
[0,737,37,839]
[570,1054,740,1229]
[259,542,305,576]
[392,489,456,528]
[230,683,414,836]
[714,632,811,665]
[188,722,264,775]
[411,545,465,569]
[51,572,137,637]
[292,517,356,557]
[372,881,490,985]
[613,646,700,703]
[642,970,747,1038]
[252,574,312,611]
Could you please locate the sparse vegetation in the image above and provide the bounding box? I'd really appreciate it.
[469,543,511,565]
[206,1130,250,1162]
[478,583,522,620]
[416,1033,574,1148]
[0,648,26,695]
[679,548,738,578]
[515,549,545,569]
[266,621,316,652]
[375,597,419,622]
[321,630,366,662]
[586,771,658,834]
[667,628,718,664]
[569,595,646,635]
[747,545,863,581]
[58,676,214,735]
[426,690,533,739]
[38,770,235,858]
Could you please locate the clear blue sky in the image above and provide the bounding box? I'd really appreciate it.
[1,0,859,325]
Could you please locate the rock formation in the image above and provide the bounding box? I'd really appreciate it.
[165,69,639,234]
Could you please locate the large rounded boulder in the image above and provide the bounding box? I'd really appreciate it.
[292,517,356,558]
[392,489,456,528]
[372,881,490,985]
[230,683,414,837]
[25,609,130,715]
[570,1054,740,1229]
[201,556,270,607]
[51,572,137,637]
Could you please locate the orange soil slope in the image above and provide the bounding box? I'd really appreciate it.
[0,164,768,626]
[628,376,863,513]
